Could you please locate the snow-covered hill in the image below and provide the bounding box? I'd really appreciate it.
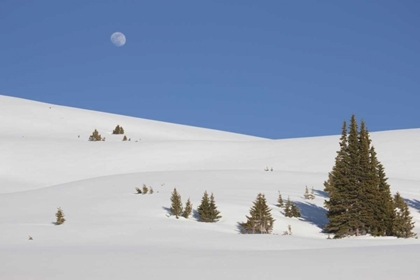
[1,95,419,279]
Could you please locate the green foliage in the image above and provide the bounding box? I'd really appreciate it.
[197,191,221,222]
[291,203,301,218]
[276,191,284,207]
[142,184,148,194]
[304,186,310,199]
[284,197,300,218]
[324,115,413,238]
[113,125,125,135]
[135,187,142,194]
[240,193,275,234]
[393,192,416,238]
[88,129,102,141]
[182,198,193,219]
[170,188,183,219]
[309,187,315,200]
[122,135,128,141]
[55,207,66,225]
[284,197,292,217]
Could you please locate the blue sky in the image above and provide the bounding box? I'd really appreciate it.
[1,1,419,139]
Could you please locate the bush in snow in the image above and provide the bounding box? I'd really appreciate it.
[88,129,102,141]
[55,207,66,225]
[142,184,148,194]
[112,125,124,135]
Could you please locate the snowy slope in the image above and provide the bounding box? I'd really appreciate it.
[0,95,419,279]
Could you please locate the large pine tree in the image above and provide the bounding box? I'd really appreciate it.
[240,193,274,234]
[324,121,352,237]
[324,115,414,238]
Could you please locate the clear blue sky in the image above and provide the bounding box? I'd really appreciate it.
[1,1,419,139]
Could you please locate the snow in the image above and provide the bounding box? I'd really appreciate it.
[1,95,419,279]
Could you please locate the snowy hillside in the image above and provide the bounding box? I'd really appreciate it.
[0,95,419,279]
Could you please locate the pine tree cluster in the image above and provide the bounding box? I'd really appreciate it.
[324,115,415,238]
[113,125,125,135]
[88,129,103,141]
[284,197,301,218]
[197,191,222,222]
[240,193,274,234]
[169,189,221,221]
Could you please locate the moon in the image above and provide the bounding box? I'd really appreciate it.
[110,32,126,47]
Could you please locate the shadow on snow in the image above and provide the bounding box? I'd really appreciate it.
[404,198,420,213]
[293,201,328,230]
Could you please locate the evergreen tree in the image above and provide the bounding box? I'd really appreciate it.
[122,135,128,141]
[209,192,222,222]
[197,191,211,222]
[291,203,301,218]
[376,160,395,235]
[149,187,154,194]
[240,193,275,234]
[324,115,407,238]
[304,186,310,199]
[393,192,415,238]
[357,121,379,235]
[88,129,102,141]
[135,187,142,194]
[182,198,193,219]
[309,187,316,200]
[170,188,183,219]
[284,197,292,217]
[55,207,66,225]
[142,184,148,194]
[113,125,125,134]
[197,191,221,222]
[324,120,352,238]
[276,191,284,207]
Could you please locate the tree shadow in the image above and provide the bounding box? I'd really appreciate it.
[404,199,420,213]
[192,209,201,221]
[314,189,328,198]
[162,206,172,216]
[293,201,328,230]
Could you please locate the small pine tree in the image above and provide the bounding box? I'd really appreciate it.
[88,129,102,141]
[393,192,416,238]
[303,186,310,199]
[284,197,292,217]
[209,193,222,222]
[182,198,193,218]
[135,187,142,194]
[113,125,125,135]
[122,135,128,141]
[309,187,316,200]
[142,184,148,194]
[149,187,154,194]
[240,193,275,234]
[197,191,212,222]
[55,207,66,225]
[170,188,183,219]
[291,203,301,218]
[276,191,284,207]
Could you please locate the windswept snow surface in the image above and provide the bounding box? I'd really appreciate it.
[0,95,419,279]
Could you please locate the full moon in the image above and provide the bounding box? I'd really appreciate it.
[110,32,126,47]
